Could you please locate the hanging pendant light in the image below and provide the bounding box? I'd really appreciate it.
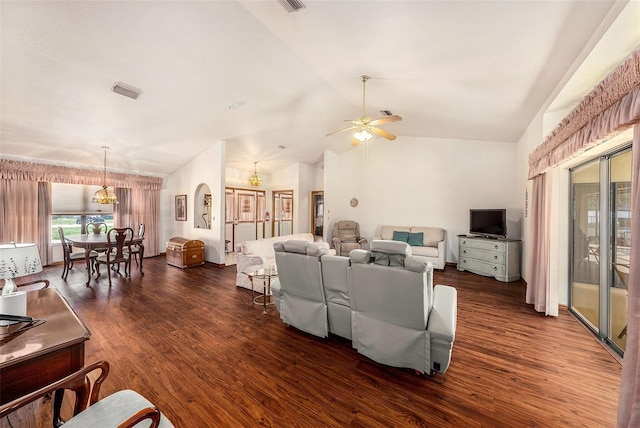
[248,161,263,187]
[92,146,118,204]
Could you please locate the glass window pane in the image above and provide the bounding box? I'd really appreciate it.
[52,215,82,242]
[571,160,600,330]
[609,149,631,352]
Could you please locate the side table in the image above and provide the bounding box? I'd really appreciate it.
[244,264,278,314]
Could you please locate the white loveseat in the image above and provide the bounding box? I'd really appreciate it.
[373,225,446,269]
[235,233,325,289]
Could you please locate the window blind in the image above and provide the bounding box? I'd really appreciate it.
[52,183,114,214]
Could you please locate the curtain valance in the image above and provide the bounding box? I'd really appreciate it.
[0,159,164,190]
[528,46,640,178]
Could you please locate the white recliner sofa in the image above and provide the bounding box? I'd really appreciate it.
[349,240,457,375]
[374,225,447,269]
[235,233,319,290]
[271,239,457,375]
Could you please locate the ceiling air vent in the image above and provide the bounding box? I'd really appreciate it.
[112,82,142,100]
[278,0,306,13]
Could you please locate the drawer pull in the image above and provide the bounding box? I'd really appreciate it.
[494,245,498,249]
[462,240,467,245]
[494,255,498,260]
[463,250,467,254]
[493,266,498,271]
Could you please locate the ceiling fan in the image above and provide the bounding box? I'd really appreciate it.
[326,75,402,146]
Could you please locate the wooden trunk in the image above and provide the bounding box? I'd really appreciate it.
[166,237,205,268]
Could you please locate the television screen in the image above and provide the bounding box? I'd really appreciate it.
[470,209,506,238]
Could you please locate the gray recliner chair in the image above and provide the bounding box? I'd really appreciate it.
[331,220,368,257]
[349,240,457,376]
[272,240,329,338]
[320,254,352,340]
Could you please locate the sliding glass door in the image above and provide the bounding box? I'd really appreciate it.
[570,145,631,356]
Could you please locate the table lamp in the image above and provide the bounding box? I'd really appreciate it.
[0,243,42,326]
[0,243,43,295]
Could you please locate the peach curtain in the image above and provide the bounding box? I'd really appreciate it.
[0,180,50,263]
[0,180,38,244]
[0,159,163,190]
[525,173,556,315]
[37,182,52,265]
[617,126,640,427]
[114,187,161,257]
[529,47,640,178]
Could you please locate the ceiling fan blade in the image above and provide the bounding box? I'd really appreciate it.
[326,125,358,137]
[369,115,402,126]
[371,126,397,141]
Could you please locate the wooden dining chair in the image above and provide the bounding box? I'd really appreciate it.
[86,222,110,257]
[95,227,134,285]
[0,360,174,428]
[87,222,108,234]
[130,223,145,266]
[59,226,94,280]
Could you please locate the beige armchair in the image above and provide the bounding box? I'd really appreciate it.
[331,220,367,257]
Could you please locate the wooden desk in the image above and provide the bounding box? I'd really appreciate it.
[1,288,91,423]
[65,233,144,286]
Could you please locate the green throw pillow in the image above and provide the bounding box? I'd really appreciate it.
[407,232,424,246]
[392,231,409,242]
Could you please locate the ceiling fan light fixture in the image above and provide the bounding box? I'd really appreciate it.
[327,74,402,144]
[354,129,374,142]
[248,161,263,187]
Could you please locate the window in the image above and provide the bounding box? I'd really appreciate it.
[51,183,115,242]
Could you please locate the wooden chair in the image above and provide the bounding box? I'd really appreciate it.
[130,223,145,266]
[87,222,108,234]
[59,226,94,280]
[0,360,174,428]
[95,227,133,285]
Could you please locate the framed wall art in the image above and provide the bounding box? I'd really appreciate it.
[175,194,187,221]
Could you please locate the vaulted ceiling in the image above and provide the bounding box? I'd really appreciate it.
[0,1,632,176]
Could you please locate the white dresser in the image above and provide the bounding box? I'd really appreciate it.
[457,235,521,282]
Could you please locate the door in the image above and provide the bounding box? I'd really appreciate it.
[570,145,631,356]
[272,190,293,237]
[311,191,324,238]
[225,188,266,251]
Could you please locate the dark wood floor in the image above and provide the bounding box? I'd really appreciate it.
[2,257,622,427]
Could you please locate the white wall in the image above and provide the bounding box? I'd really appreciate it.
[324,136,520,263]
[161,141,226,264]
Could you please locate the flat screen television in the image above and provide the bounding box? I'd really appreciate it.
[469,209,507,239]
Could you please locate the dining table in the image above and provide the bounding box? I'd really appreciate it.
[65,233,144,286]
